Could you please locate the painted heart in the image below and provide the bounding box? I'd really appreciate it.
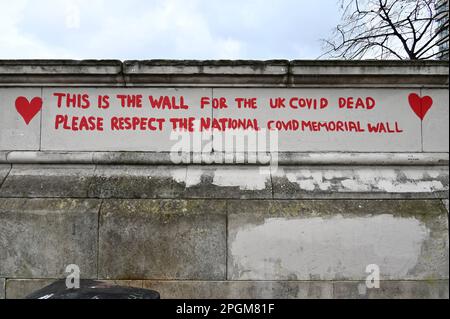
[15,96,43,125]
[408,93,433,120]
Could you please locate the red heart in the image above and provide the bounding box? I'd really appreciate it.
[15,96,43,125]
[408,93,433,120]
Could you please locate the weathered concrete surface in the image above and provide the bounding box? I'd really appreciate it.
[274,152,449,166]
[5,279,145,299]
[1,151,448,166]
[0,278,5,299]
[1,164,447,199]
[4,279,448,299]
[227,200,449,281]
[184,166,272,199]
[144,280,448,299]
[0,60,123,86]
[5,279,55,299]
[0,198,100,278]
[0,165,95,198]
[99,199,227,280]
[443,199,449,213]
[142,280,333,299]
[332,280,449,299]
[6,151,94,164]
[0,164,11,185]
[123,60,290,86]
[0,152,8,162]
[290,60,449,86]
[1,60,447,87]
[88,165,187,199]
[271,166,449,199]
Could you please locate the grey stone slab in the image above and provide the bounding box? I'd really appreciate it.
[5,279,55,299]
[88,165,187,199]
[443,199,449,213]
[227,200,449,281]
[93,152,175,164]
[0,152,8,162]
[271,166,449,199]
[0,88,41,151]
[0,164,95,198]
[422,89,449,152]
[0,198,100,278]
[99,199,227,280]
[0,164,11,185]
[184,166,272,199]
[142,281,333,299]
[0,278,5,299]
[6,151,93,164]
[333,280,449,299]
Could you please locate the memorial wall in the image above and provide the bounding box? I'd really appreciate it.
[0,60,448,299]
[1,87,448,152]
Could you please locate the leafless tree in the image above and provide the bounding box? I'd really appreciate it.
[322,0,449,59]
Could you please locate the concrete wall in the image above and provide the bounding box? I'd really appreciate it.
[0,60,448,299]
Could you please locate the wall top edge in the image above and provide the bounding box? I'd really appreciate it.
[0,59,447,85]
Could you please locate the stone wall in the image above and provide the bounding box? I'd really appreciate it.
[0,60,448,299]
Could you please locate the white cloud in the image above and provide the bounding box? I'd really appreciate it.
[65,1,81,29]
[0,0,339,60]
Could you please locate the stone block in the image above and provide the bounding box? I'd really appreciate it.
[142,280,333,299]
[88,165,187,199]
[0,278,5,299]
[0,198,100,278]
[227,200,449,281]
[0,165,95,198]
[422,89,449,152]
[0,164,11,185]
[271,166,449,199]
[443,199,449,213]
[99,199,227,280]
[333,280,449,299]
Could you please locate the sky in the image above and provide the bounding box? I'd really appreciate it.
[0,0,341,60]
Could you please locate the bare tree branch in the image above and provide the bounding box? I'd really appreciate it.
[322,0,449,60]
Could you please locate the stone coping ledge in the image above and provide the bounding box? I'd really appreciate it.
[0,151,448,166]
[0,164,447,199]
[3,279,449,299]
[0,59,448,87]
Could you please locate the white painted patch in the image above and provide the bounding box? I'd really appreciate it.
[171,168,187,184]
[212,168,268,190]
[377,180,445,193]
[281,167,448,194]
[427,171,441,179]
[403,169,425,180]
[298,179,316,191]
[341,178,370,192]
[286,170,332,191]
[184,167,204,187]
[230,215,430,280]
